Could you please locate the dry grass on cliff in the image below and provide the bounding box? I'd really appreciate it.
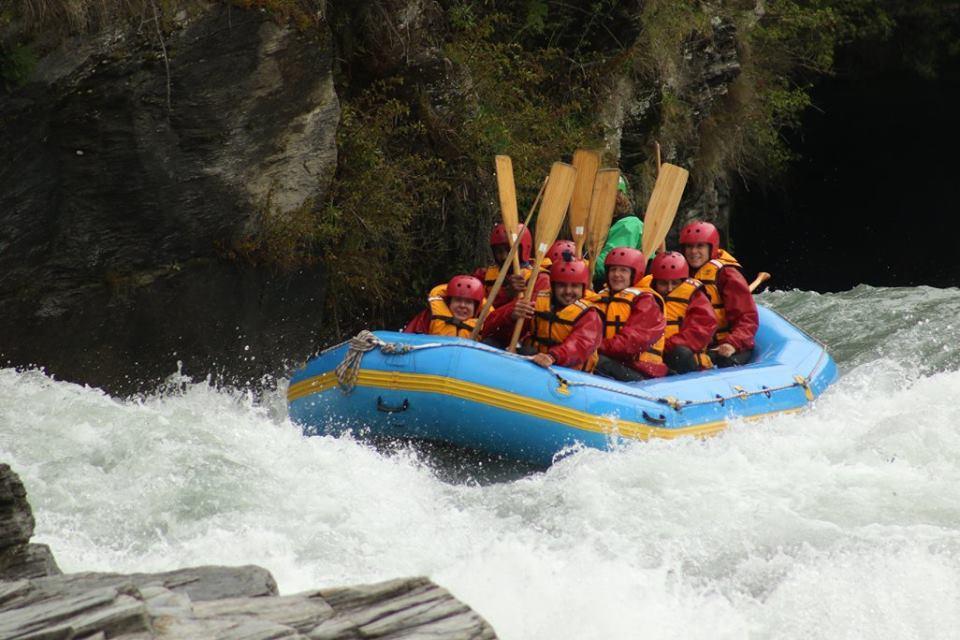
[18,0,149,32]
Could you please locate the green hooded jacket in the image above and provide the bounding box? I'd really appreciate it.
[593,216,644,279]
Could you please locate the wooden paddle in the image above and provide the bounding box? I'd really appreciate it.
[584,168,621,275]
[507,162,578,353]
[640,163,689,258]
[469,175,549,340]
[748,271,771,293]
[569,149,600,258]
[653,141,666,255]
[495,155,522,274]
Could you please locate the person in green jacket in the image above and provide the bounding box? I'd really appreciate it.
[593,175,644,282]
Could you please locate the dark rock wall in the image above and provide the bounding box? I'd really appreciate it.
[1,3,338,391]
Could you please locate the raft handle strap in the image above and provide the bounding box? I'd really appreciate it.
[377,396,410,413]
[642,411,667,425]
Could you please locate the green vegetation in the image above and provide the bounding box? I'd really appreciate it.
[0,42,35,89]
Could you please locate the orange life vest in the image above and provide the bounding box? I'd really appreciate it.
[427,284,486,339]
[589,284,666,368]
[659,277,713,369]
[526,291,599,372]
[692,249,742,344]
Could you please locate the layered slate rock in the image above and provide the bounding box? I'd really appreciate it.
[0,464,61,581]
[0,4,339,394]
[0,573,497,639]
[0,463,498,638]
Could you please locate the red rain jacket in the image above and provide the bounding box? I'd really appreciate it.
[665,288,717,354]
[599,293,668,378]
[402,308,431,334]
[483,298,603,370]
[716,267,759,352]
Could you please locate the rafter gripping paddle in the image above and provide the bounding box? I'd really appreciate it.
[507,162,578,353]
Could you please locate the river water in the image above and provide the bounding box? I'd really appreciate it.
[3,285,959,639]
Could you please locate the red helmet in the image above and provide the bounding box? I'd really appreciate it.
[603,247,646,282]
[490,223,532,263]
[651,251,689,280]
[446,275,485,304]
[547,240,577,264]
[550,258,591,287]
[679,221,720,259]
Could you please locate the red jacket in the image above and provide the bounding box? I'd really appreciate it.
[716,267,759,352]
[403,308,430,334]
[665,288,717,353]
[483,297,603,370]
[598,293,668,378]
[472,265,551,308]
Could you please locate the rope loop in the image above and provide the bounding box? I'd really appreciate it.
[335,330,386,393]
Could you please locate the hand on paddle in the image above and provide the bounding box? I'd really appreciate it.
[511,299,535,321]
[506,274,526,296]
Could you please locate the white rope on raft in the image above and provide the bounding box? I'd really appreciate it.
[332,331,822,408]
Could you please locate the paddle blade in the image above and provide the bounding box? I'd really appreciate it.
[641,163,689,258]
[495,155,519,230]
[585,168,621,264]
[569,149,600,256]
[495,155,522,271]
[533,162,578,261]
[748,271,771,293]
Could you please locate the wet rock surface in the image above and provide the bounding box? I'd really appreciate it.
[0,463,498,639]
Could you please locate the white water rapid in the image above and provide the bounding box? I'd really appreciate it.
[3,285,960,639]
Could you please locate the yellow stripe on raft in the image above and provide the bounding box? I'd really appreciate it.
[287,370,801,442]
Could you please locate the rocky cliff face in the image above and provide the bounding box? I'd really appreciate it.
[0,1,785,393]
[1,2,338,391]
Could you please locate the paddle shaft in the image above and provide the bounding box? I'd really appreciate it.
[506,257,543,353]
[470,176,549,340]
[748,271,771,293]
[654,141,665,254]
[506,162,578,353]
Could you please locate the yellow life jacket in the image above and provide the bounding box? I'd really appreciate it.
[692,249,742,343]
[527,291,599,372]
[427,284,485,339]
[588,285,666,367]
[661,278,713,369]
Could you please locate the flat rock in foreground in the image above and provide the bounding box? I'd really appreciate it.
[0,463,497,639]
[0,574,496,639]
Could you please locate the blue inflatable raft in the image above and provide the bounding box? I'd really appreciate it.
[287,306,837,467]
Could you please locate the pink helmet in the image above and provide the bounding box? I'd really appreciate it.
[604,247,646,282]
[446,275,485,304]
[550,257,591,287]
[547,240,577,264]
[679,221,720,259]
[490,223,532,263]
[651,251,690,280]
